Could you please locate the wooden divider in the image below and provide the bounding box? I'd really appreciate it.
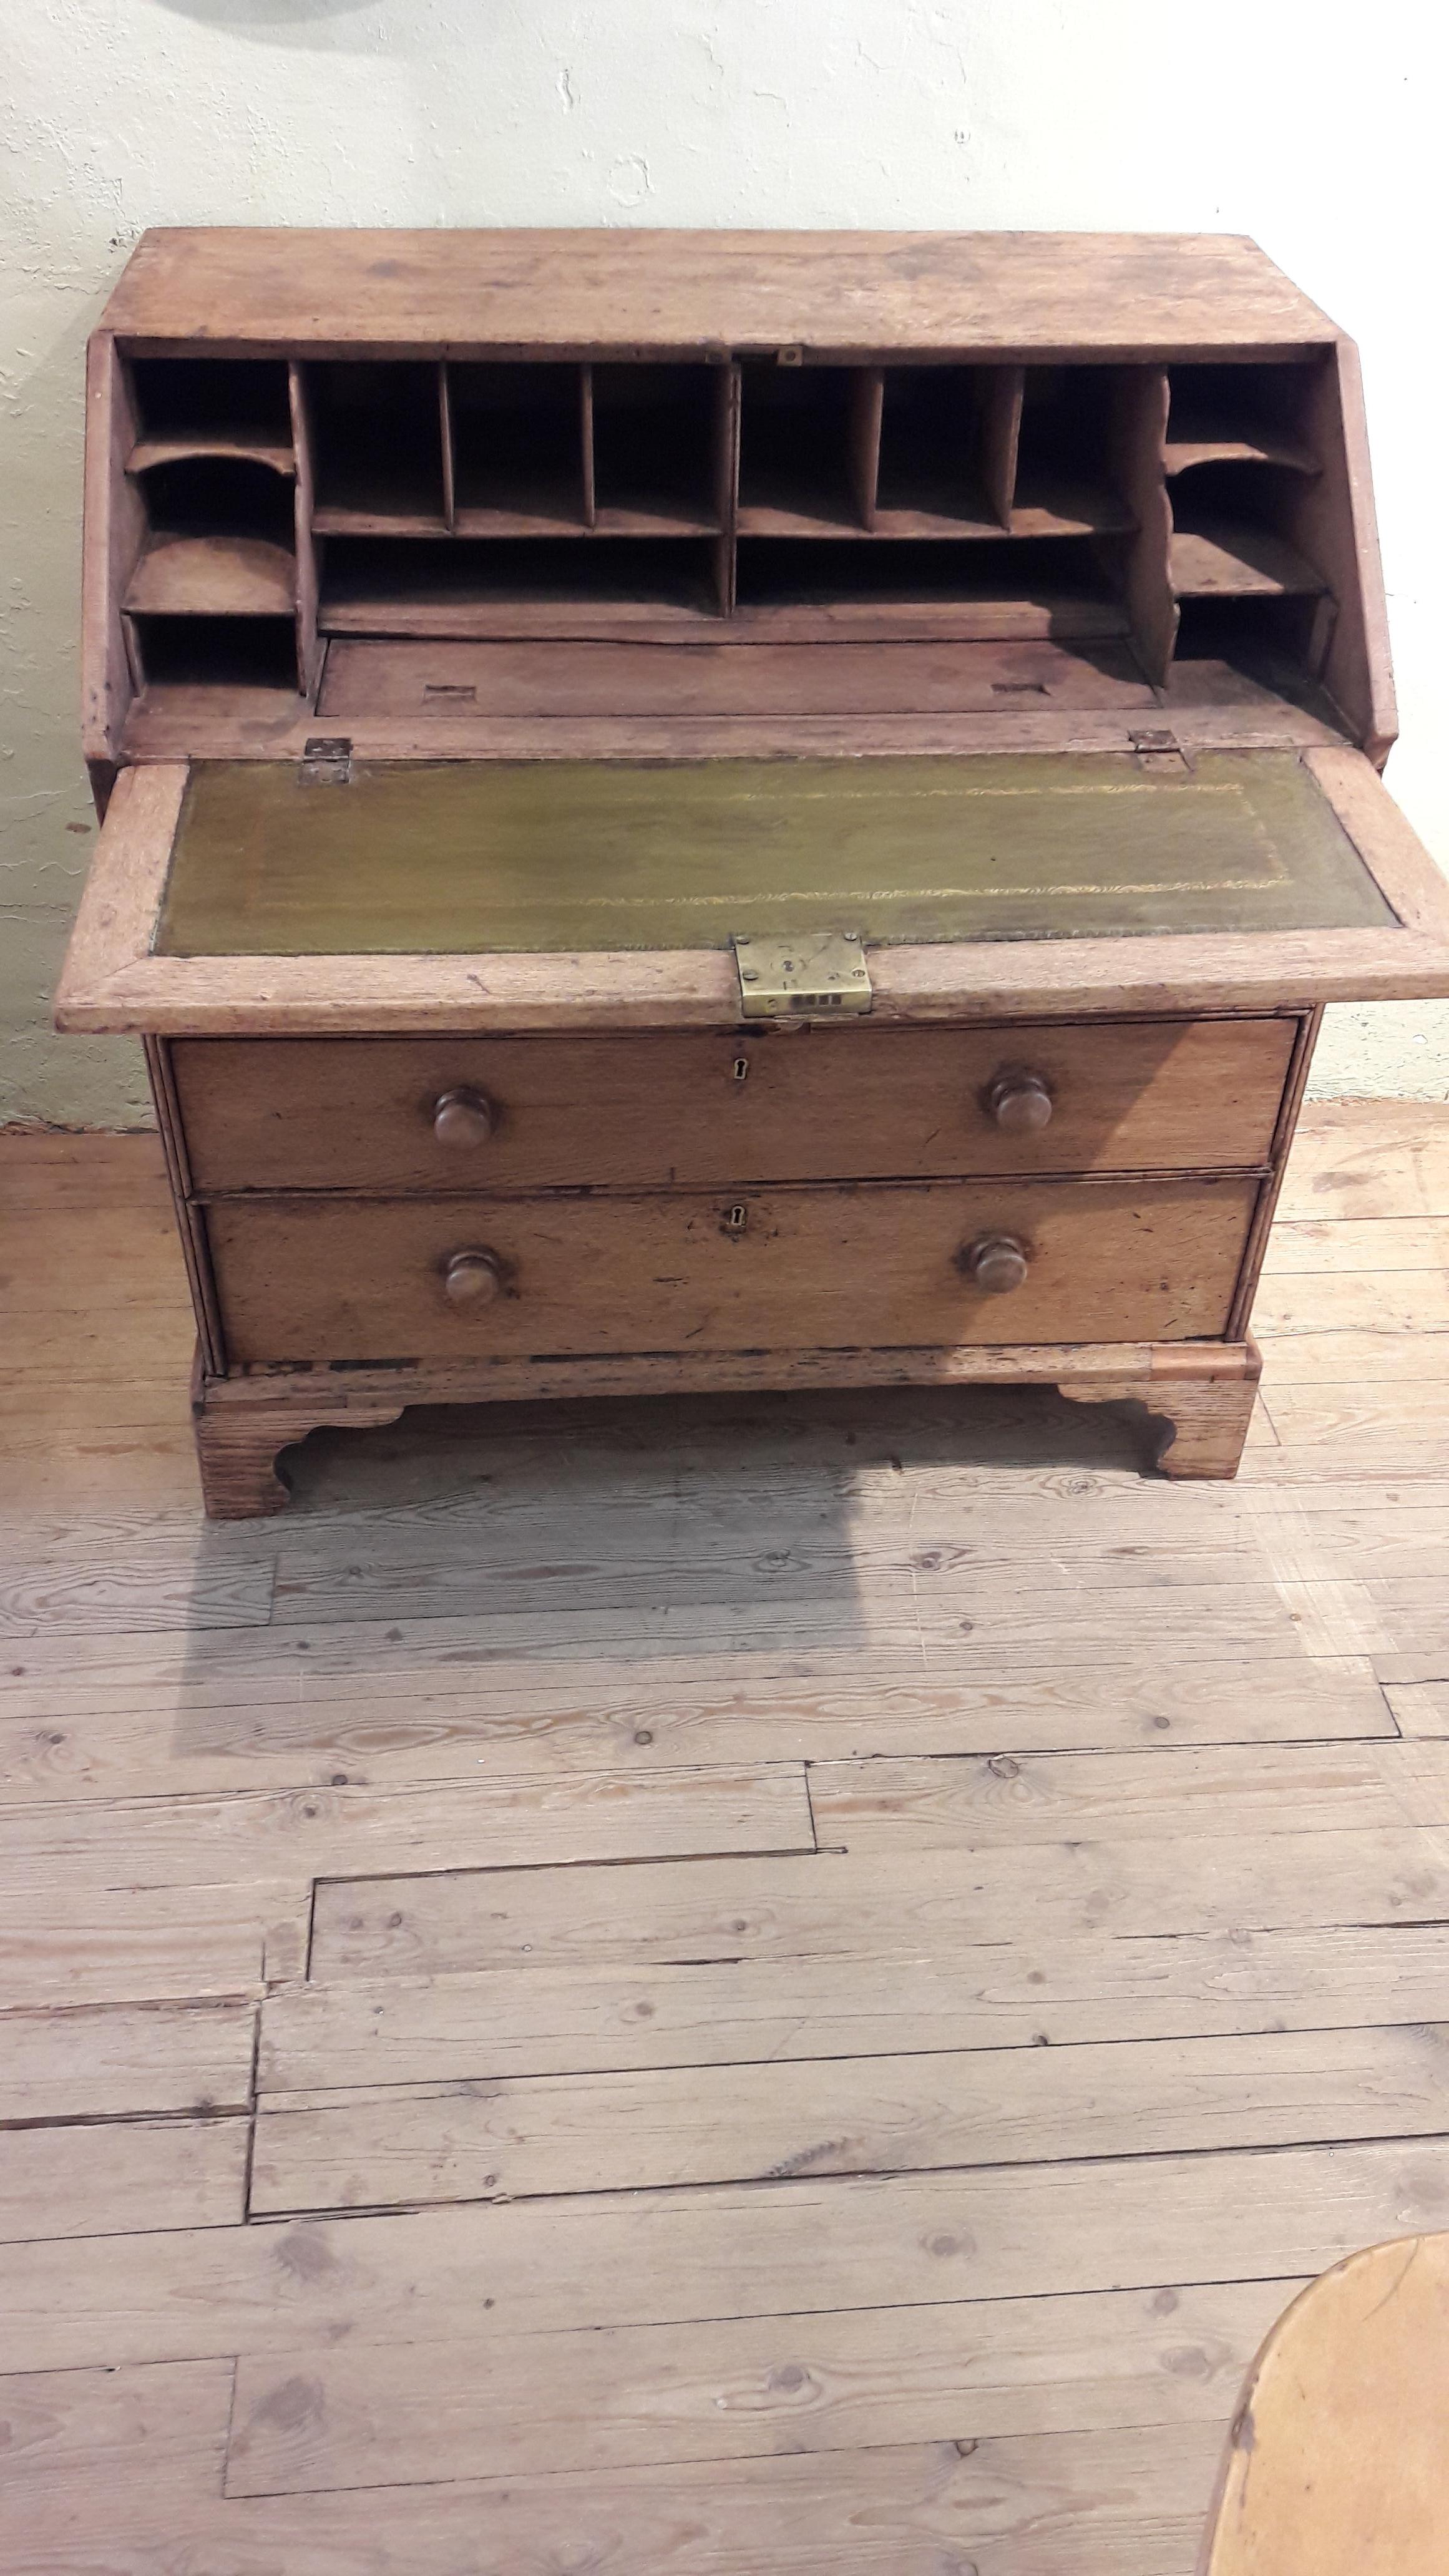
[288,362,321,699]
[102,347,1350,704]
[983,365,1025,528]
[1111,366,1176,686]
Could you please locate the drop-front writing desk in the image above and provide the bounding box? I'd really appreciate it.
[57,230,1449,1514]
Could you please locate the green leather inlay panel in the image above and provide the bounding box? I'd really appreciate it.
[157,751,1393,957]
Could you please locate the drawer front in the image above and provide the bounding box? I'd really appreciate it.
[207,1176,1260,1364]
[173,1018,1295,1196]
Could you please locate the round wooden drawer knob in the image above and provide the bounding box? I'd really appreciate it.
[987,1071,1053,1133]
[442,1248,505,1309]
[965,1234,1030,1295]
[432,1088,497,1149]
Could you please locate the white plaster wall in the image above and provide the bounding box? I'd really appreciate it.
[5,0,1448,1123]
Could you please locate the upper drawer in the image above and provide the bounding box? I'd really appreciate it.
[172,1017,1295,1194]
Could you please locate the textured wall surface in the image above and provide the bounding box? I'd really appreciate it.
[4,0,1447,1123]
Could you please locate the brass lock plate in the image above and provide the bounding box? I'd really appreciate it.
[733,930,872,1020]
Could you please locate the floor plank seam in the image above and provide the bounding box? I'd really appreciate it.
[250,2009,1449,2087]
[241,2001,263,2224]
[305,1840,826,1905]
[210,2415,1244,2507]
[1,2106,252,2135]
[5,1113,1449,2559]
[238,2125,1449,2227]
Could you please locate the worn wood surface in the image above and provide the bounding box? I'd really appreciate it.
[250,2022,1449,2213]
[187,1340,1269,1516]
[119,693,1347,769]
[172,1015,1297,1195]
[80,335,144,769]
[0,2114,248,2243]
[223,2283,1286,2496]
[316,634,1164,719]
[204,1174,1259,1363]
[54,748,1449,1033]
[80,230,1400,851]
[2,1100,1449,2569]
[99,230,1338,354]
[124,533,296,618]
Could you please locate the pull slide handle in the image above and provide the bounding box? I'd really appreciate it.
[442,1248,506,1309]
[987,1071,1053,1134]
[432,1088,497,1149]
[964,1234,1030,1295]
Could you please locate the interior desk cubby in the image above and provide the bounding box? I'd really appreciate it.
[64,230,1449,1516]
[94,315,1380,728]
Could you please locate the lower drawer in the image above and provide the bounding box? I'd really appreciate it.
[206,1176,1260,1364]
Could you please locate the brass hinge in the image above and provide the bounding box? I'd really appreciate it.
[1129,728,1192,776]
[733,930,873,1020]
[300,736,353,786]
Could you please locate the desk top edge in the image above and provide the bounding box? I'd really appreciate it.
[97,228,1342,354]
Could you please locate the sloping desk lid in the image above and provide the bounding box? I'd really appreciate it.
[57,745,1449,1033]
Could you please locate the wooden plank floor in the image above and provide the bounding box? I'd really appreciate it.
[2,1101,1448,2572]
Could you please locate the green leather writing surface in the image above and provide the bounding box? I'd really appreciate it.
[157,751,1392,957]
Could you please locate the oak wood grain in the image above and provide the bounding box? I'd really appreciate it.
[8,2137,1449,2378]
[223,2283,1286,2494]
[0,2424,1226,2575]
[3,1996,255,2119]
[0,1764,813,1900]
[173,1015,1297,1195]
[249,2022,1449,2213]
[0,1881,304,2008]
[205,1177,1259,1363]
[292,1827,1449,1975]
[5,1108,1449,2570]
[100,230,1338,354]
[0,2116,248,2243]
[269,1924,1449,2086]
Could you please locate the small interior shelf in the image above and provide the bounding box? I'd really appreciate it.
[129,431,295,477]
[1164,363,1320,476]
[1170,526,1327,598]
[125,534,295,618]
[1169,462,1327,598]
[1168,593,1332,707]
[873,368,1000,535]
[128,612,300,693]
[1009,479,1134,538]
[449,363,585,531]
[591,363,724,533]
[736,535,1128,637]
[1165,424,1319,476]
[1012,369,1123,523]
[309,361,448,532]
[132,454,296,549]
[127,358,294,455]
[124,451,299,623]
[321,535,723,634]
[106,340,1352,721]
[737,364,863,532]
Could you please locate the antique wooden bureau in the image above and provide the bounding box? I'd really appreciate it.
[57,229,1449,1515]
